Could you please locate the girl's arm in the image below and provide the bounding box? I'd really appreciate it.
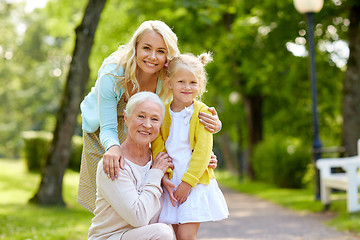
[198,107,222,133]
[199,106,220,170]
[175,106,213,203]
[182,108,213,187]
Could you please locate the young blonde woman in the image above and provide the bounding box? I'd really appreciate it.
[77,20,221,213]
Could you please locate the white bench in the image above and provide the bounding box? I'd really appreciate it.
[316,139,360,213]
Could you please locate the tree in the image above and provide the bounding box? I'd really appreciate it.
[341,1,360,156]
[30,0,107,206]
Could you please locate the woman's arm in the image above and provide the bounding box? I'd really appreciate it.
[97,153,171,227]
[98,65,123,150]
[102,145,124,180]
[198,107,222,133]
[98,164,164,227]
[97,65,126,179]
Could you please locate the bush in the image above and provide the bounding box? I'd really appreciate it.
[22,131,83,172]
[252,135,311,188]
[68,135,83,172]
[22,131,52,171]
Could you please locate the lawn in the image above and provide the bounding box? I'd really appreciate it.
[1,159,360,239]
[0,159,93,240]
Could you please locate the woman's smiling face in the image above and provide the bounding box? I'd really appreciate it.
[136,30,168,76]
[124,100,163,145]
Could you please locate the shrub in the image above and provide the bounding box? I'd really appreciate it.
[68,135,83,172]
[22,131,52,172]
[22,131,83,172]
[252,135,311,188]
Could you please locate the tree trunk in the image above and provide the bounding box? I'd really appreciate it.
[30,0,107,206]
[218,133,238,175]
[244,95,263,179]
[341,4,360,156]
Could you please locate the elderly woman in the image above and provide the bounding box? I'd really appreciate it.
[88,92,174,240]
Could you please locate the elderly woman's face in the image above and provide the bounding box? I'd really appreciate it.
[124,100,163,145]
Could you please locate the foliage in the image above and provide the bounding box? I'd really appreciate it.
[21,131,52,171]
[69,135,84,172]
[252,135,311,188]
[21,131,83,172]
[0,0,354,186]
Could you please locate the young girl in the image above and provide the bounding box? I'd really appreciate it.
[152,53,229,240]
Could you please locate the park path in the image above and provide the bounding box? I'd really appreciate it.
[197,187,358,240]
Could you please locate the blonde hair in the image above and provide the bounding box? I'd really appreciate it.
[101,20,180,100]
[167,52,213,99]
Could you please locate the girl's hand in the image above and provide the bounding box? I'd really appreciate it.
[174,181,192,204]
[208,152,218,170]
[198,107,221,133]
[152,152,174,174]
[103,145,124,180]
[162,174,177,207]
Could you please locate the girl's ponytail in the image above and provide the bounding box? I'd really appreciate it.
[198,52,213,66]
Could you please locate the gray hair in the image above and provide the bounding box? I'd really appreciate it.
[124,92,165,121]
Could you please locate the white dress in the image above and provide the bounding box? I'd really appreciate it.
[158,104,229,224]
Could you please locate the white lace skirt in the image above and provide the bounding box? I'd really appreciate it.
[159,179,229,224]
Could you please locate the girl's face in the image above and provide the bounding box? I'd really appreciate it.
[136,31,168,76]
[124,101,163,145]
[167,68,200,110]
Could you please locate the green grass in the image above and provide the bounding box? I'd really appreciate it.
[215,170,360,236]
[1,159,360,239]
[0,159,93,240]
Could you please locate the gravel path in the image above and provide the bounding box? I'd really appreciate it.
[197,187,358,240]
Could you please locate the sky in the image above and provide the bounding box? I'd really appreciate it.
[24,0,48,12]
[6,0,48,12]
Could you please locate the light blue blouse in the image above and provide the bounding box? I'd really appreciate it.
[80,63,162,151]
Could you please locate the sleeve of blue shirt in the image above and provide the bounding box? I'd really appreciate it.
[98,65,124,151]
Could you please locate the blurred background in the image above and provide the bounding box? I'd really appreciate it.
[1,0,360,238]
[2,0,357,183]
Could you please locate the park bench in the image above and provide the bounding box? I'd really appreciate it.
[316,139,360,213]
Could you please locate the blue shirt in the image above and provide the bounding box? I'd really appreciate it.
[80,63,162,151]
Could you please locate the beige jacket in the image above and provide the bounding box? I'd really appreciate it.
[88,159,164,240]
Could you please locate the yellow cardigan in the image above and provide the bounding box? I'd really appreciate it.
[151,100,215,188]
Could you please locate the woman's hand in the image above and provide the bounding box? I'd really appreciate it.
[103,145,124,180]
[208,152,218,170]
[174,181,192,204]
[199,107,221,133]
[152,152,174,174]
[162,174,177,207]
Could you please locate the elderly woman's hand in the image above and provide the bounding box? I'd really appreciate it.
[152,152,173,173]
